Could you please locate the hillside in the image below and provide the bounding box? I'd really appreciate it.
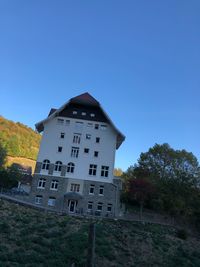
[0,116,41,160]
[0,199,200,267]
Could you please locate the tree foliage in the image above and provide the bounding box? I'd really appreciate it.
[122,143,200,228]
[0,116,41,160]
[0,143,7,168]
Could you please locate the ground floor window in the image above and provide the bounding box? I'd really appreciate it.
[88,201,93,211]
[97,202,103,211]
[107,204,112,212]
[35,195,42,205]
[48,197,56,207]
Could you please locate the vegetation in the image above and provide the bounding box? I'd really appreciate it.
[0,116,41,160]
[0,199,200,267]
[0,142,22,189]
[122,143,200,229]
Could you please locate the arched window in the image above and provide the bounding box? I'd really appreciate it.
[67,162,75,173]
[54,161,62,172]
[42,159,50,170]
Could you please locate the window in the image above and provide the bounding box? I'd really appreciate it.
[70,183,80,192]
[96,137,100,143]
[99,185,104,195]
[100,124,107,130]
[94,151,98,157]
[90,113,95,117]
[67,162,75,173]
[37,178,46,189]
[50,180,58,190]
[87,123,93,128]
[89,164,97,176]
[95,124,99,129]
[101,166,109,177]
[107,204,112,212]
[35,195,42,205]
[58,146,62,152]
[57,118,64,125]
[66,120,70,126]
[89,184,95,194]
[73,111,78,115]
[84,148,89,154]
[42,159,50,170]
[73,133,81,144]
[86,134,91,140]
[71,147,79,158]
[48,197,56,207]
[82,112,86,116]
[75,121,83,129]
[88,201,93,211]
[60,132,65,139]
[54,161,62,171]
[97,202,103,211]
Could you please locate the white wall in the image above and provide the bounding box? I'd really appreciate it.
[37,117,117,183]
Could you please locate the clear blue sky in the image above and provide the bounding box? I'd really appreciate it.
[0,0,200,170]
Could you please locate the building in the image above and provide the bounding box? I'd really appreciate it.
[29,93,125,217]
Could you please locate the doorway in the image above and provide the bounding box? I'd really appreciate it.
[68,200,77,213]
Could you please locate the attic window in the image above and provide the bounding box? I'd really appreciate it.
[73,111,78,115]
[82,112,86,116]
[57,119,64,125]
[90,113,95,117]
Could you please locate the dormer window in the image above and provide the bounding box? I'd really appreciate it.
[73,111,78,115]
[90,113,95,117]
[95,124,99,129]
[82,112,86,116]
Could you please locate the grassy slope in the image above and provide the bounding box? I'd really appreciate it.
[0,200,200,267]
[0,116,41,160]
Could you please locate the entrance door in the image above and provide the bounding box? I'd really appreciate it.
[69,200,77,213]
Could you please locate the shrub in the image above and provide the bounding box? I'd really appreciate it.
[176,229,188,240]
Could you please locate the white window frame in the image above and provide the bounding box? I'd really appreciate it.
[42,160,50,170]
[86,134,91,140]
[35,195,42,205]
[101,166,109,177]
[107,204,112,212]
[89,164,97,176]
[54,161,62,172]
[89,184,95,195]
[88,201,93,211]
[70,183,80,192]
[57,118,64,125]
[37,178,46,189]
[73,133,81,144]
[97,202,103,211]
[50,180,58,190]
[99,185,104,196]
[48,197,56,207]
[67,162,75,173]
[100,124,107,130]
[71,147,79,158]
[60,132,65,139]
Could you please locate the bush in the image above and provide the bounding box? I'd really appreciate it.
[176,229,188,240]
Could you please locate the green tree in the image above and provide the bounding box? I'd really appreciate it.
[0,143,7,168]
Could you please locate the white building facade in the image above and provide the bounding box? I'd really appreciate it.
[30,93,125,217]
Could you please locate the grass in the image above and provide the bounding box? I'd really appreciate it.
[0,199,200,266]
